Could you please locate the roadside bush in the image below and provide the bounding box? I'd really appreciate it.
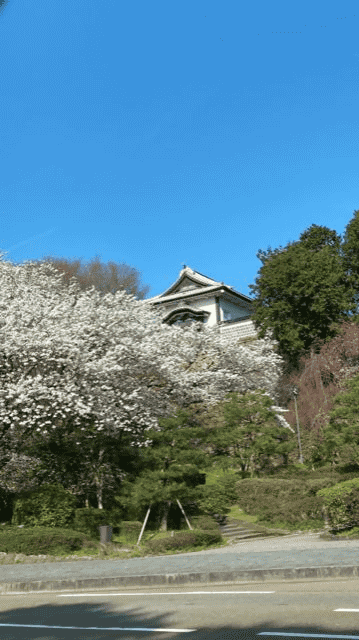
[12,484,76,528]
[120,521,142,543]
[317,478,359,530]
[197,484,232,520]
[146,529,222,553]
[0,527,91,555]
[234,477,342,527]
[209,474,239,503]
[190,515,220,532]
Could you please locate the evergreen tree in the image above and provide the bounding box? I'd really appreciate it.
[205,390,296,478]
[117,409,210,531]
[321,373,359,470]
[249,224,357,375]
[340,209,359,317]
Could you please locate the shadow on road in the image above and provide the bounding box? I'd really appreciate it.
[0,597,357,639]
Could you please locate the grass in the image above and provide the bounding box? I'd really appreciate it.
[322,526,359,539]
[228,505,258,523]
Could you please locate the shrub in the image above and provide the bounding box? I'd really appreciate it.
[120,521,142,543]
[317,478,359,530]
[234,476,342,527]
[190,515,220,532]
[12,484,77,528]
[0,527,91,555]
[146,529,222,553]
[215,474,242,502]
[197,485,232,519]
[72,508,113,539]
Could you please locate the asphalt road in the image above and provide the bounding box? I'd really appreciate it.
[1,579,359,639]
[2,533,359,586]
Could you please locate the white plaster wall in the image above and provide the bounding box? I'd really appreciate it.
[189,297,217,326]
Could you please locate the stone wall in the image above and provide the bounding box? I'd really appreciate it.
[219,317,258,344]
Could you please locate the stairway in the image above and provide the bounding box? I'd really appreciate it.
[219,519,270,543]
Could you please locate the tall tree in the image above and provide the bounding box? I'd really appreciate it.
[0,0,9,16]
[0,253,287,507]
[118,409,209,531]
[248,224,357,376]
[320,372,359,470]
[340,209,359,317]
[18,254,151,300]
[202,390,296,478]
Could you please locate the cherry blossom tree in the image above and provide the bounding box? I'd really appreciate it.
[0,253,290,507]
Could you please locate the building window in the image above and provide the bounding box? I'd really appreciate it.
[163,307,210,327]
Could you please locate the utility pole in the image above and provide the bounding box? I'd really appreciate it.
[292,385,304,463]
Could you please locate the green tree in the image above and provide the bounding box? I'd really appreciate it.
[249,224,357,375]
[0,1,9,16]
[320,373,359,470]
[206,390,296,478]
[117,409,210,531]
[341,209,359,318]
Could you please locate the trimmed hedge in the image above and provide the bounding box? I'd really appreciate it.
[234,477,342,526]
[146,529,222,553]
[317,478,359,530]
[0,527,91,555]
[190,515,220,532]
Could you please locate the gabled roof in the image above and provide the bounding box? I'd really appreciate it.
[146,266,253,305]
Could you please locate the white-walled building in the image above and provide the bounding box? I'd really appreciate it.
[145,266,294,432]
[145,266,258,344]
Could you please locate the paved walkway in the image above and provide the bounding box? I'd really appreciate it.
[1,533,359,587]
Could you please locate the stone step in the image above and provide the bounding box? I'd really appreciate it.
[221,525,255,532]
[224,532,266,541]
[219,523,267,541]
[220,524,260,532]
[221,529,258,536]
[219,517,274,540]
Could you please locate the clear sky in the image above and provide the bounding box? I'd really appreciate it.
[1,0,358,300]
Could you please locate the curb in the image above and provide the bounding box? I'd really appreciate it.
[1,565,359,593]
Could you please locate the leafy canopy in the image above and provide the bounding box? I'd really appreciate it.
[205,389,296,478]
[249,223,358,373]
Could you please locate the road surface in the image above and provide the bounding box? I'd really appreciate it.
[1,579,359,638]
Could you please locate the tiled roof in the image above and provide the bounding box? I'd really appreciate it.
[145,266,252,303]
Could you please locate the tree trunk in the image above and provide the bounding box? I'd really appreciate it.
[95,449,104,510]
[85,497,89,508]
[159,501,171,531]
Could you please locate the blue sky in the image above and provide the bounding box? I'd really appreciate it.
[1,0,358,299]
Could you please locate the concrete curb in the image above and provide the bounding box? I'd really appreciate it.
[1,565,359,593]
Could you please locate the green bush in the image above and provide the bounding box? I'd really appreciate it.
[146,529,222,553]
[234,476,342,527]
[317,478,359,530]
[213,474,240,503]
[72,508,113,539]
[190,515,220,532]
[120,521,142,543]
[0,527,91,555]
[12,484,77,528]
[197,485,232,520]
